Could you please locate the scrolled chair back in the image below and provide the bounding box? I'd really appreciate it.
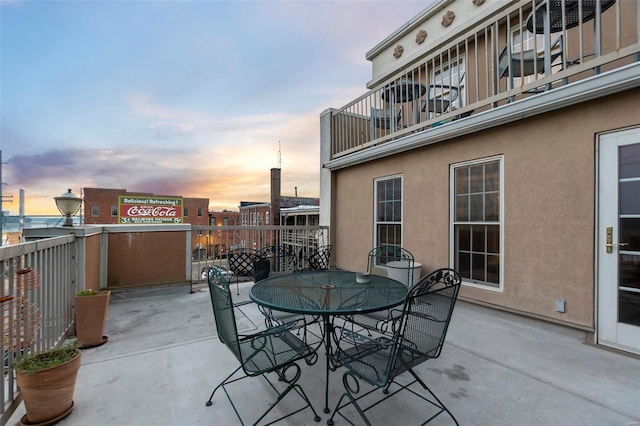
[389,268,461,377]
[368,245,416,287]
[306,244,333,270]
[254,246,298,276]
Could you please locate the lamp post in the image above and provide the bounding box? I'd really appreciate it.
[54,189,82,227]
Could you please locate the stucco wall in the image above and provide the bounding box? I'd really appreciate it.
[333,87,640,329]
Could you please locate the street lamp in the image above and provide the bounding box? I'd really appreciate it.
[54,189,82,227]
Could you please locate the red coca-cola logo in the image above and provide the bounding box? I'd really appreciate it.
[126,206,179,217]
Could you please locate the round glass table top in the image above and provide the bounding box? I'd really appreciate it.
[249,270,408,315]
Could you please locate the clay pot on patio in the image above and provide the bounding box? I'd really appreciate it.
[75,289,110,349]
[15,345,81,425]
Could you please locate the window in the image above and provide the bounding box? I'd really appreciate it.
[184,207,189,217]
[509,28,561,87]
[374,176,402,250]
[266,212,269,225]
[197,207,202,217]
[211,217,217,226]
[451,157,502,289]
[430,56,465,116]
[223,217,229,226]
[111,205,117,217]
[92,205,99,216]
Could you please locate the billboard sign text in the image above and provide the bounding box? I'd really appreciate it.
[118,196,183,224]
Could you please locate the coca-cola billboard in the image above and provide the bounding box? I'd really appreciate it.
[118,196,183,224]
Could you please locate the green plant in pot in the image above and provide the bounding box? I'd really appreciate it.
[14,342,81,425]
[75,289,110,349]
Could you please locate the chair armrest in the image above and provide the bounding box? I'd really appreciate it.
[238,319,302,341]
[333,325,394,348]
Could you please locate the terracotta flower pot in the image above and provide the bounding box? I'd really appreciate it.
[16,350,81,424]
[75,290,110,348]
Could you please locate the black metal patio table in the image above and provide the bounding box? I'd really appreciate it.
[249,270,408,414]
[525,0,617,75]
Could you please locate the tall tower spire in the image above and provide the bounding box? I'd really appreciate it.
[278,141,282,169]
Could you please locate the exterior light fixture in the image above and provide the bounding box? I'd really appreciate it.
[54,189,82,227]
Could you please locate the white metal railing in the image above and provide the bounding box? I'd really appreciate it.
[192,225,330,279]
[331,0,640,159]
[1,235,78,423]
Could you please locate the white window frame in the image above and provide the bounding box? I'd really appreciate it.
[430,56,466,112]
[510,27,545,86]
[373,174,403,251]
[509,27,562,86]
[449,156,504,292]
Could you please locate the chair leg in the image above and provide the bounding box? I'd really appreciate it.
[256,363,322,425]
[328,369,459,426]
[205,365,243,406]
[327,371,373,426]
[408,369,459,426]
[207,363,321,425]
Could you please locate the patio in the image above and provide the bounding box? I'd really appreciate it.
[7,281,640,426]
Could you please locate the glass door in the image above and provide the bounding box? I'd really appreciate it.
[598,128,640,355]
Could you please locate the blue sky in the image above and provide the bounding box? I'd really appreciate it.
[1,0,428,215]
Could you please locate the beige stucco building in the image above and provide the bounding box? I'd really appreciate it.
[320,0,640,355]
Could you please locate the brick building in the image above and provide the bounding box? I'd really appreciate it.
[207,210,240,259]
[238,168,318,250]
[83,187,210,256]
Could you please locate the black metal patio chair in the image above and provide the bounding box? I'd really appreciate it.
[327,268,462,426]
[228,249,255,295]
[205,267,322,425]
[303,244,333,271]
[345,245,416,335]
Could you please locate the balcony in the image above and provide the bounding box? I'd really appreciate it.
[1,224,327,423]
[326,0,640,163]
[2,225,640,424]
[5,275,640,424]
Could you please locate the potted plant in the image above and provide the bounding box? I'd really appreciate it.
[75,289,110,348]
[14,342,81,424]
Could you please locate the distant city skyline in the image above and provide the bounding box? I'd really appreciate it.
[1,1,430,215]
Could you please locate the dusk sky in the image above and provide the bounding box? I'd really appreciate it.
[1,0,429,216]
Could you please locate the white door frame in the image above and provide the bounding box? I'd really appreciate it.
[597,127,640,355]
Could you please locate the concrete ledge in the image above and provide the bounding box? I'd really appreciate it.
[109,282,192,299]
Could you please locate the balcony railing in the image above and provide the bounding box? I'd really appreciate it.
[192,225,329,277]
[330,0,640,159]
[1,235,77,422]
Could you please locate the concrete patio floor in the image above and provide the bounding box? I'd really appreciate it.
[7,282,640,426]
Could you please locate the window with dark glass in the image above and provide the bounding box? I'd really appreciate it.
[374,176,402,251]
[184,207,189,217]
[111,205,117,217]
[92,205,99,216]
[452,159,501,288]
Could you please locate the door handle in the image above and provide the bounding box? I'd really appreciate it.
[605,242,628,250]
[605,226,629,253]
